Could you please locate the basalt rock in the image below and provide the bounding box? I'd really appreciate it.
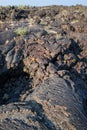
[0,5,87,130]
[0,76,87,130]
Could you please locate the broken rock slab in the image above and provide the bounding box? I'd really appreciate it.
[0,73,87,130]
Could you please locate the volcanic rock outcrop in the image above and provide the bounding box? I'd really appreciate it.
[0,5,87,130]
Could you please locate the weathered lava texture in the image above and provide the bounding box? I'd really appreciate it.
[0,5,87,130]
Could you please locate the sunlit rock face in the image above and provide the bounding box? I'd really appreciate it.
[0,5,87,130]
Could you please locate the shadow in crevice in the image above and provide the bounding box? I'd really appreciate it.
[69,38,82,55]
[0,53,32,105]
[0,72,32,105]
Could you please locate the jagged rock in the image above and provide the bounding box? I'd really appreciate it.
[1,40,16,54]
[0,76,86,130]
[25,75,87,130]
[0,30,16,44]
[0,5,87,130]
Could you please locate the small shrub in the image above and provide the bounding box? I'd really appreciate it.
[18,5,26,10]
[15,27,28,36]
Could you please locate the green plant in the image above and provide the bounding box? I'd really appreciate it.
[18,5,26,10]
[15,27,28,36]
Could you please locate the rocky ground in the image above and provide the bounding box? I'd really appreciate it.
[0,5,87,130]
